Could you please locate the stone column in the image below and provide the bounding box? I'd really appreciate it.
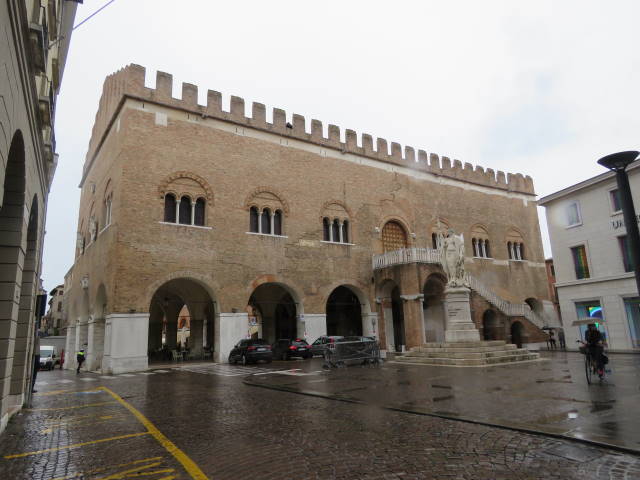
[362,312,379,339]
[102,313,149,374]
[444,287,480,342]
[376,299,391,351]
[64,325,76,370]
[217,312,249,363]
[164,303,181,349]
[301,314,326,343]
[190,318,204,358]
[401,294,426,350]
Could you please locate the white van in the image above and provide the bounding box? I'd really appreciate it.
[39,345,59,370]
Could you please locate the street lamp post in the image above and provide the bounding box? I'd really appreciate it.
[597,151,640,296]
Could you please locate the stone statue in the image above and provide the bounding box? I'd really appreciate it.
[438,228,469,288]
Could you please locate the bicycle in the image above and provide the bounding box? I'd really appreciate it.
[577,340,605,384]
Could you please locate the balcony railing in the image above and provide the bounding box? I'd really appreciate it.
[372,247,546,327]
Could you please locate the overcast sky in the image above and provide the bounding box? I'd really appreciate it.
[43,0,640,292]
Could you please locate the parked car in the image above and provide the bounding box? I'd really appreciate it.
[309,335,344,357]
[272,338,311,360]
[39,345,59,370]
[228,339,272,365]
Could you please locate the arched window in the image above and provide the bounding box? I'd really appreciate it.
[274,210,283,235]
[332,219,340,243]
[179,196,191,224]
[506,229,525,260]
[250,206,259,232]
[104,194,113,227]
[382,221,408,252]
[471,225,491,258]
[261,208,272,234]
[323,217,330,241]
[342,220,349,243]
[194,198,206,226]
[164,194,176,223]
[432,233,438,249]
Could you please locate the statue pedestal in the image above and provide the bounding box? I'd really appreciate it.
[444,287,480,342]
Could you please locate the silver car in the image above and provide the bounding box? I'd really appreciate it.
[309,336,344,357]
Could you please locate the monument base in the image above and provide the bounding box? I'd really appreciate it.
[443,286,480,342]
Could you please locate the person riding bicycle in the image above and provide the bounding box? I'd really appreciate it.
[584,323,606,377]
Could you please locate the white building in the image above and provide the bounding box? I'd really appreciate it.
[539,160,640,352]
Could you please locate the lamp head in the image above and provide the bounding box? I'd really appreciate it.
[597,151,639,171]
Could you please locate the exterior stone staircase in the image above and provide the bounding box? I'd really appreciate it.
[394,340,540,367]
[372,247,548,329]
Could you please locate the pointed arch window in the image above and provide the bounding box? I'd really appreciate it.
[471,225,491,258]
[506,229,525,260]
[331,219,340,243]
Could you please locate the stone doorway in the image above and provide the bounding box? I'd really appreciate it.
[248,283,299,344]
[423,274,446,343]
[326,286,363,337]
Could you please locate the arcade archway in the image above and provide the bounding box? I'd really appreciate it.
[423,274,446,343]
[378,280,405,352]
[248,283,299,343]
[148,278,215,362]
[326,286,363,337]
[511,321,524,348]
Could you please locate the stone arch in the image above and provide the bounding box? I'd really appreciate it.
[320,280,371,315]
[482,309,501,340]
[247,280,302,345]
[429,217,451,249]
[470,223,491,258]
[244,186,289,215]
[525,297,543,315]
[506,227,526,260]
[158,171,213,202]
[376,279,405,352]
[319,200,352,220]
[147,278,217,365]
[423,273,446,343]
[140,270,219,312]
[510,320,525,348]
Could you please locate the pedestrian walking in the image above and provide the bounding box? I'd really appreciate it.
[31,334,40,393]
[76,349,85,374]
[558,329,566,350]
[549,330,557,350]
[60,349,65,369]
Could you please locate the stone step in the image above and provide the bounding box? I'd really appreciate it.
[395,353,539,366]
[404,348,531,360]
[419,340,507,349]
[412,344,517,354]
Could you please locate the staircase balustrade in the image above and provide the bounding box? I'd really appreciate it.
[372,248,546,328]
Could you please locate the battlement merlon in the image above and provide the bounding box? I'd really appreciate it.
[81,64,536,195]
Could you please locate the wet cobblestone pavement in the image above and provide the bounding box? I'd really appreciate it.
[249,351,640,453]
[0,356,638,479]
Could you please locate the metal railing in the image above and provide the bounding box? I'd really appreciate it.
[372,247,546,328]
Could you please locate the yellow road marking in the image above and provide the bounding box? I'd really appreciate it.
[3,432,150,459]
[50,457,163,480]
[45,412,120,423]
[34,388,102,397]
[26,401,117,411]
[99,386,209,480]
[41,415,127,434]
[97,462,174,479]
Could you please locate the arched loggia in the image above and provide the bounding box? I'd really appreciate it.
[423,274,446,343]
[148,278,216,363]
[247,283,300,343]
[326,286,363,337]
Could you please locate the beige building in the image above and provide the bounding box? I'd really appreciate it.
[65,65,553,374]
[0,0,77,433]
[42,284,64,335]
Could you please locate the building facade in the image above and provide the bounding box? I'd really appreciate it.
[42,284,64,335]
[0,0,77,433]
[64,65,553,374]
[540,161,640,351]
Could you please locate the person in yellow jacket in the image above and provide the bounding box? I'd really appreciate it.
[76,349,85,374]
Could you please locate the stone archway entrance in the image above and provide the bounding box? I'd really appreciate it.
[378,280,405,352]
[326,286,363,337]
[148,279,215,362]
[511,321,524,348]
[482,310,499,340]
[248,283,299,344]
[423,274,446,343]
